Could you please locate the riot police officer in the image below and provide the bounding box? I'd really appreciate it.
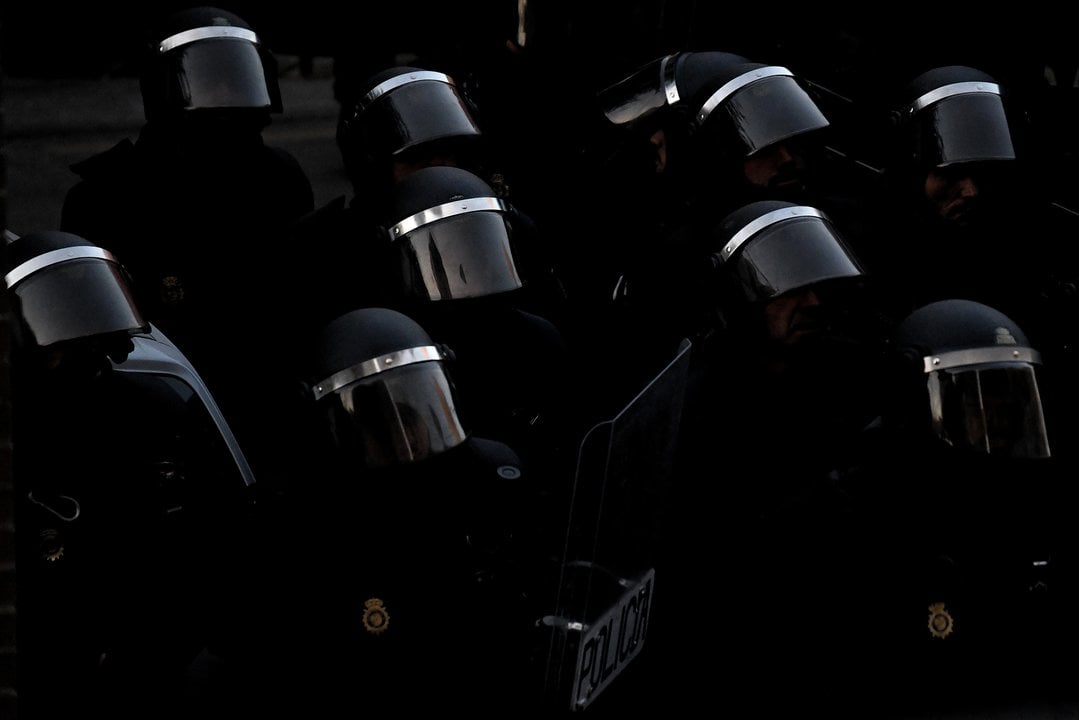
[683,197,886,534]
[844,298,1079,713]
[58,6,316,497]
[244,306,551,714]
[6,230,258,719]
[867,65,1066,320]
[650,200,890,715]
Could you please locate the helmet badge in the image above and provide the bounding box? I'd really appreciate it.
[994,327,1017,345]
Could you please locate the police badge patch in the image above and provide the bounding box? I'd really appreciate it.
[362,598,390,635]
[927,602,954,639]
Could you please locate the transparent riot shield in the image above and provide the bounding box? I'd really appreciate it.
[112,324,256,488]
[541,338,692,712]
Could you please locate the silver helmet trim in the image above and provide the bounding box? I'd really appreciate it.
[661,53,680,105]
[717,205,826,264]
[5,246,118,289]
[158,26,261,54]
[388,197,507,240]
[360,70,455,111]
[312,345,445,400]
[908,81,1001,115]
[923,346,1042,373]
[696,65,794,126]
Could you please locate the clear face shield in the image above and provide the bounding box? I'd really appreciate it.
[350,71,482,159]
[696,68,830,157]
[907,83,1015,168]
[152,28,280,113]
[315,353,468,470]
[716,206,864,304]
[598,54,680,126]
[925,351,1050,459]
[5,248,147,348]
[388,196,523,301]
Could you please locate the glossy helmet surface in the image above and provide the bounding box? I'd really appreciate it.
[897,65,1015,170]
[384,165,523,301]
[310,307,468,468]
[4,230,148,349]
[894,298,1049,458]
[140,6,283,121]
[711,199,863,304]
[600,50,830,157]
[339,65,483,169]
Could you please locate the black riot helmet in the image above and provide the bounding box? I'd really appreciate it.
[4,231,148,352]
[338,65,484,183]
[600,50,830,159]
[711,200,864,305]
[383,165,523,302]
[310,307,468,470]
[893,299,1050,459]
[139,6,282,123]
[897,65,1016,171]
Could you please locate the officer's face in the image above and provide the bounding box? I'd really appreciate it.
[924,166,981,226]
[742,141,805,194]
[761,285,824,346]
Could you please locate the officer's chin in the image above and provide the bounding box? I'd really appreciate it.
[944,200,982,227]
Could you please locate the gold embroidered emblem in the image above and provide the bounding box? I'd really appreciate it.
[362,598,390,635]
[928,602,954,639]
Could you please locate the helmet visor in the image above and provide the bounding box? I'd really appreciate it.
[394,206,523,300]
[928,363,1050,458]
[356,75,481,159]
[726,215,863,303]
[598,54,677,125]
[702,73,830,156]
[159,39,276,111]
[12,258,146,347]
[913,93,1015,167]
[326,361,467,469]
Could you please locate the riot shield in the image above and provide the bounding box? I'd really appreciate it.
[541,338,691,712]
[112,323,256,488]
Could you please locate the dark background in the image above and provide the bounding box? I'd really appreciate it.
[6,2,1078,190]
[2,3,1073,90]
